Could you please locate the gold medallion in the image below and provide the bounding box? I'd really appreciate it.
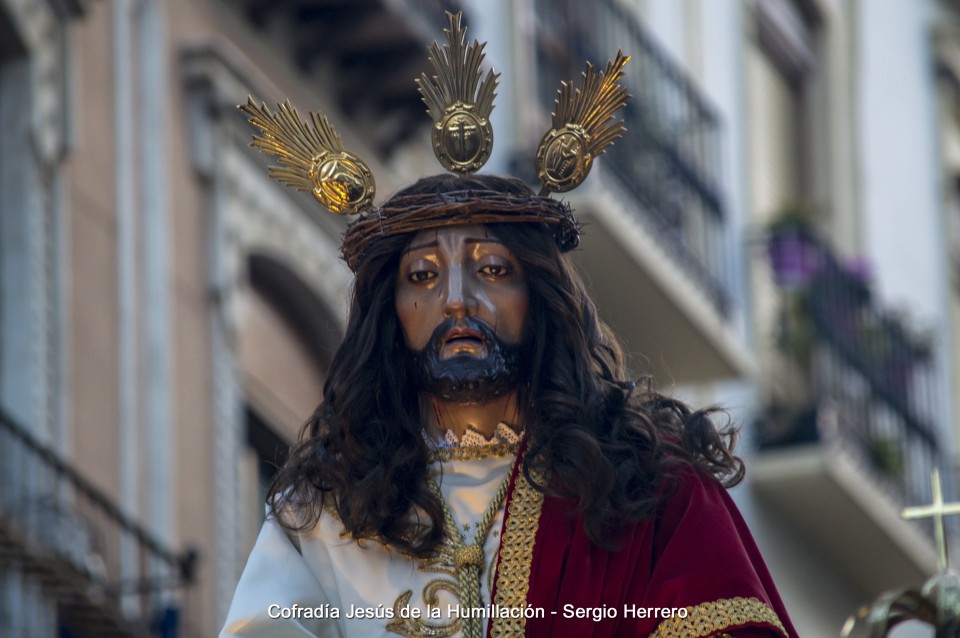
[417,12,499,175]
[536,125,591,193]
[433,102,493,174]
[240,12,632,234]
[310,152,375,213]
[536,52,631,194]
[239,98,376,215]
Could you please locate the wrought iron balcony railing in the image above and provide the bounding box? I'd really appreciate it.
[239,0,465,150]
[0,408,197,637]
[760,225,945,511]
[533,0,732,315]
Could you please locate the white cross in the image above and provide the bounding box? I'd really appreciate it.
[901,469,960,572]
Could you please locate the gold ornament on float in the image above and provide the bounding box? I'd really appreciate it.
[238,11,632,267]
[417,11,500,174]
[239,97,376,214]
[536,51,631,194]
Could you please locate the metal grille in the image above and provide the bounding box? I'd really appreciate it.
[532,0,732,315]
[0,408,197,637]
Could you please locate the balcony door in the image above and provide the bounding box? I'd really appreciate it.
[746,0,817,399]
[746,0,815,223]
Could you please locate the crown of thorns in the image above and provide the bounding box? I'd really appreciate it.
[240,11,631,272]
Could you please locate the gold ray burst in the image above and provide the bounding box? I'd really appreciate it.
[416,11,500,174]
[536,51,632,193]
[238,97,375,214]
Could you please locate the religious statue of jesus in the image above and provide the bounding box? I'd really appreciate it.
[221,12,798,638]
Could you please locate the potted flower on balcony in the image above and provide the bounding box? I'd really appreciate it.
[765,205,824,290]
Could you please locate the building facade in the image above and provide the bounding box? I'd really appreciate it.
[636,0,958,635]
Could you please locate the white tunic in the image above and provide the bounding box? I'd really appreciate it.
[220,451,516,638]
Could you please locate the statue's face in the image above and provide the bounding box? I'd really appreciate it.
[396,225,529,402]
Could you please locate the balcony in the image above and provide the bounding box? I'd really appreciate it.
[532,0,748,383]
[752,224,943,595]
[0,409,197,637]
[236,0,463,151]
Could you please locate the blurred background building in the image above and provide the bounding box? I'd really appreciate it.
[1,0,959,635]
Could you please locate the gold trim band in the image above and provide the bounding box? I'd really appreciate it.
[428,442,521,463]
[649,596,787,638]
[489,467,545,637]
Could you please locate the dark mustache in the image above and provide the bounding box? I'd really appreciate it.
[427,316,495,352]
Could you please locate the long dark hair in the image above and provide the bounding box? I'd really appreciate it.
[268,174,743,555]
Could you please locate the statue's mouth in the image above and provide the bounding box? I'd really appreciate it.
[441,326,487,358]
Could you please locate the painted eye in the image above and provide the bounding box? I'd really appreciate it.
[408,270,437,283]
[479,264,510,277]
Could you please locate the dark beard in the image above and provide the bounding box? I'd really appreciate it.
[406,316,528,404]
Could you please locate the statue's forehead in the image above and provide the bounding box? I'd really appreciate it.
[405,225,505,252]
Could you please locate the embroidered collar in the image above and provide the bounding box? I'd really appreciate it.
[424,422,523,462]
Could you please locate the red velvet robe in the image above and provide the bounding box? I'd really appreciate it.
[486,457,798,638]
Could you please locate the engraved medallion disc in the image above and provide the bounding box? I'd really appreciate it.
[310,152,376,214]
[536,125,591,193]
[433,103,493,174]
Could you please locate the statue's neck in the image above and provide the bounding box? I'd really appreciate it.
[420,392,524,441]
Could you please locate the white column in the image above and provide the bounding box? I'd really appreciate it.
[138,0,176,574]
[0,56,40,430]
[461,0,520,173]
[113,0,140,613]
[212,140,244,627]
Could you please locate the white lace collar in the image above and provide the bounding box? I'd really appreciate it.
[423,422,523,462]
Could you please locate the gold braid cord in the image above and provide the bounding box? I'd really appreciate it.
[387,472,512,638]
[536,51,631,193]
[444,473,510,638]
[649,597,788,638]
[239,97,375,214]
[417,11,499,174]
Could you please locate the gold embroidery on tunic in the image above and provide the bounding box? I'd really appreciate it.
[389,476,509,637]
[488,468,545,637]
[388,590,461,638]
[322,497,464,637]
[648,596,788,637]
[390,545,463,636]
[416,545,457,577]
